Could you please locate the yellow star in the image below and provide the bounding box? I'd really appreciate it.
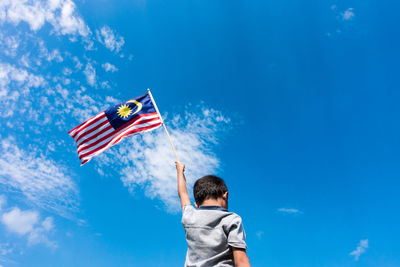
[117,104,132,118]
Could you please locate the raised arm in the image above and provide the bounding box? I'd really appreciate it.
[176,161,191,208]
[232,248,251,267]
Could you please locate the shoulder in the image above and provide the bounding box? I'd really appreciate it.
[222,212,247,236]
[224,212,243,225]
[182,204,196,216]
[181,204,196,224]
[182,204,195,211]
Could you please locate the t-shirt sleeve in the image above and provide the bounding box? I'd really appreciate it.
[227,215,247,249]
[181,204,195,225]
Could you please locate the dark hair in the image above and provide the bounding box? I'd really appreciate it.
[193,175,228,205]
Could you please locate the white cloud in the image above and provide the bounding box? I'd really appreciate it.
[41,45,63,63]
[37,40,64,62]
[0,137,78,218]
[101,62,118,72]
[0,0,90,37]
[62,67,73,76]
[0,34,20,57]
[342,8,355,21]
[0,63,45,118]
[47,142,56,152]
[0,62,102,126]
[83,62,96,86]
[96,25,125,53]
[19,54,31,68]
[72,56,83,70]
[62,77,71,85]
[0,9,120,127]
[96,106,230,212]
[56,83,69,99]
[350,239,368,261]
[2,207,38,235]
[1,206,56,248]
[41,216,54,231]
[105,95,119,103]
[0,63,45,89]
[68,87,104,122]
[0,0,46,31]
[278,208,301,214]
[27,216,56,247]
[48,0,90,37]
[100,81,111,89]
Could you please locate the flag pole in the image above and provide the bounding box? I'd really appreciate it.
[147,88,179,162]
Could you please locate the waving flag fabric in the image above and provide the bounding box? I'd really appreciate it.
[69,93,162,165]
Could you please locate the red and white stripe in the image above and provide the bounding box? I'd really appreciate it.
[69,112,162,165]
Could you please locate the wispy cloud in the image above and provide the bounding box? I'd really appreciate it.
[72,56,83,70]
[256,231,264,240]
[83,62,96,86]
[278,208,302,215]
[327,6,356,37]
[0,33,20,58]
[38,41,63,62]
[0,137,78,218]
[102,62,118,72]
[330,5,355,21]
[96,25,125,53]
[350,239,368,261]
[105,96,120,104]
[0,63,46,118]
[0,61,105,128]
[0,6,124,125]
[342,8,355,21]
[0,0,128,224]
[0,62,45,90]
[0,242,13,256]
[0,241,14,265]
[62,67,73,76]
[95,105,231,212]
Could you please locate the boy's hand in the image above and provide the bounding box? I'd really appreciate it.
[176,161,185,173]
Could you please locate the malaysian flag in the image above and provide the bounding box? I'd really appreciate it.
[69,93,163,165]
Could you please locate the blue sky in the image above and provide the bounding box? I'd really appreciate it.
[0,0,399,266]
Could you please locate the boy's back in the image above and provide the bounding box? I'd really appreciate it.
[176,162,250,267]
[182,205,247,267]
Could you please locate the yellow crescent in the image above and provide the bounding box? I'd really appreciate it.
[126,100,142,115]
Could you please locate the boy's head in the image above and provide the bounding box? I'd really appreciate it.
[193,175,228,208]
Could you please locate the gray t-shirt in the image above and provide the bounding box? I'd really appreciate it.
[181,205,247,267]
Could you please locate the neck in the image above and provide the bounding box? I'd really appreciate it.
[200,198,226,208]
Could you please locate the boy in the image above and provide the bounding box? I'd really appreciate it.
[176,161,251,267]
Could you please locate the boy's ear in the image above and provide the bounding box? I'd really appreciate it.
[194,202,199,208]
[222,191,228,200]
